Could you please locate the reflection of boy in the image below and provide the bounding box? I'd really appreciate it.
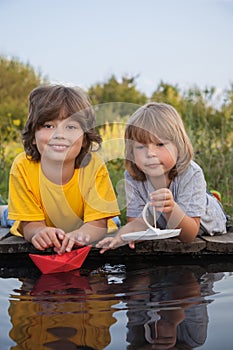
[7,85,120,253]
[126,268,210,350]
[8,274,116,350]
[127,306,208,349]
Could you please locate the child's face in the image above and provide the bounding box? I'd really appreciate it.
[132,139,178,180]
[34,117,84,164]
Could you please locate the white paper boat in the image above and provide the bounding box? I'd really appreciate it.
[121,228,181,241]
[121,203,181,241]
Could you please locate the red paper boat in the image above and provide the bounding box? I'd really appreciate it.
[29,245,91,274]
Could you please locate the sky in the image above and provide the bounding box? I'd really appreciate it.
[0,0,233,98]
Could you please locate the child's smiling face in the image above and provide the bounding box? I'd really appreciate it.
[34,116,84,165]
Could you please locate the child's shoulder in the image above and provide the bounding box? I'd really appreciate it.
[124,170,137,183]
[174,161,205,185]
[183,160,204,176]
[11,152,39,173]
[13,151,30,162]
[124,169,148,185]
[190,160,203,171]
[82,152,108,173]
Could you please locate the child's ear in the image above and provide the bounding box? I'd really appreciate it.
[32,138,36,145]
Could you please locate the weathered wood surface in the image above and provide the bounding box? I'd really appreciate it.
[0,228,10,241]
[1,227,233,256]
[202,233,233,253]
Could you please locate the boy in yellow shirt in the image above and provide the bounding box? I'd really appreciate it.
[6,84,120,254]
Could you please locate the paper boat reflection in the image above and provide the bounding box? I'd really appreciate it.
[32,269,91,294]
[29,245,91,274]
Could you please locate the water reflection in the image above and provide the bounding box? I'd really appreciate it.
[124,266,217,350]
[9,269,117,349]
[6,262,225,350]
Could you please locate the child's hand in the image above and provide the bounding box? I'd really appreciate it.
[31,227,65,251]
[57,220,108,254]
[96,235,125,254]
[57,230,91,254]
[150,188,175,213]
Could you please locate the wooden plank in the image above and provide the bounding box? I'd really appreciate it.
[0,235,38,254]
[1,231,233,256]
[0,228,10,241]
[202,232,233,253]
[94,237,207,257]
[151,237,206,253]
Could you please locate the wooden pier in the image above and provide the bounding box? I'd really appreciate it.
[1,227,233,258]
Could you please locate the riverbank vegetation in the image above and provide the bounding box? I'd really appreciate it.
[0,56,232,222]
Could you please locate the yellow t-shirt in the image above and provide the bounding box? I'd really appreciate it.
[8,152,120,236]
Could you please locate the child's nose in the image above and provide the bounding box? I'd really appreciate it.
[52,125,65,138]
[147,144,157,157]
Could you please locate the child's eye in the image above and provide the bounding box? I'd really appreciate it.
[66,124,78,130]
[65,121,82,130]
[43,123,53,129]
[135,144,145,150]
[157,142,164,147]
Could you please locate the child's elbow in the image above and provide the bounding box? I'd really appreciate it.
[178,229,198,243]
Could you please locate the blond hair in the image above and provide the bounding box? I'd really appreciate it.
[125,102,193,181]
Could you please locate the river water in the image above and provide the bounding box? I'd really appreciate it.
[0,256,233,350]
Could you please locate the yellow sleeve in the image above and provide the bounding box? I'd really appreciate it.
[8,153,45,222]
[78,154,120,223]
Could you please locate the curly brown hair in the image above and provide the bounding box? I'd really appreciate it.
[22,84,102,168]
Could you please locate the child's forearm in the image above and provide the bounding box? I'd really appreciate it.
[95,217,148,253]
[178,216,200,242]
[70,219,108,245]
[166,204,200,242]
[21,220,47,242]
[115,217,147,238]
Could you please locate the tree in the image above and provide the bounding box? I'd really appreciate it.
[88,75,147,125]
[0,56,47,199]
[150,81,182,110]
[0,56,47,141]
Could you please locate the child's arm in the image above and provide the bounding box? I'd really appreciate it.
[57,218,108,254]
[21,221,65,251]
[96,217,147,253]
[174,210,200,242]
[150,188,200,242]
